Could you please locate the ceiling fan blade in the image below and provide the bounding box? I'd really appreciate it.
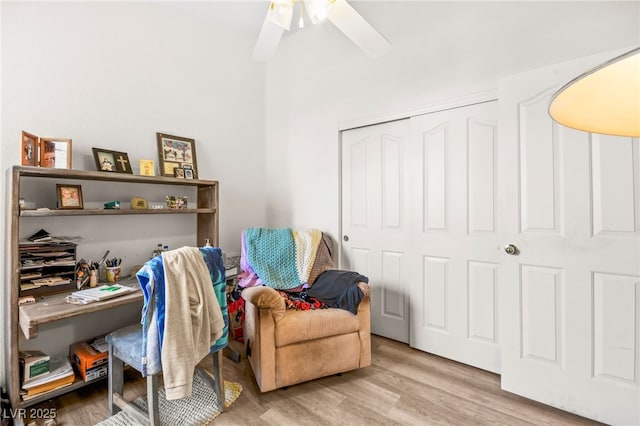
[327,0,390,58]
[267,0,294,31]
[252,15,285,62]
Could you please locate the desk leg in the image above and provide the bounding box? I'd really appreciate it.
[224,346,241,363]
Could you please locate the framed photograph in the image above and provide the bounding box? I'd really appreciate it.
[40,137,72,169]
[156,133,198,179]
[92,148,133,174]
[183,168,194,180]
[174,168,185,178]
[21,131,39,166]
[139,159,155,176]
[56,184,83,209]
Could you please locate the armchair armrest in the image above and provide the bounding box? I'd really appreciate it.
[357,282,370,299]
[356,282,371,368]
[241,286,286,322]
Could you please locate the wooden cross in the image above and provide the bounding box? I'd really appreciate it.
[116,155,129,171]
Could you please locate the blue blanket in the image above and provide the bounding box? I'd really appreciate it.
[245,228,301,289]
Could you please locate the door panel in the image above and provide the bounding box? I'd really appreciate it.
[499,50,640,425]
[520,264,563,364]
[341,120,411,343]
[519,89,561,234]
[592,136,637,234]
[468,119,497,233]
[593,272,638,383]
[468,261,498,343]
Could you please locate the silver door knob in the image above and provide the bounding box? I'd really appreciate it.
[505,244,519,255]
[343,235,349,242]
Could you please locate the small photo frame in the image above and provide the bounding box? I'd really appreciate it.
[139,159,155,176]
[21,131,39,166]
[92,148,133,174]
[56,184,83,209]
[40,137,72,169]
[156,133,198,179]
[183,168,194,179]
[174,167,185,178]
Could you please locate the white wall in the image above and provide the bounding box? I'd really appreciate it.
[0,1,267,385]
[263,1,640,243]
[1,1,267,251]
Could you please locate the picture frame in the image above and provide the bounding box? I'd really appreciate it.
[21,131,39,166]
[40,137,72,169]
[174,168,185,178]
[156,133,198,179]
[56,184,83,209]
[139,159,155,176]
[92,148,133,174]
[183,168,194,180]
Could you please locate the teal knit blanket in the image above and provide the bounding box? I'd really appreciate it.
[245,227,301,289]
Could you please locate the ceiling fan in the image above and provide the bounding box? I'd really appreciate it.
[252,0,391,61]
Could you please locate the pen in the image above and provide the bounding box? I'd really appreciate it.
[98,250,110,267]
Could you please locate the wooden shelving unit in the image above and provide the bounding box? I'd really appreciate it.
[4,166,219,410]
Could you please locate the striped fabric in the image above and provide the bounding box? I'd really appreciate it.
[293,229,322,284]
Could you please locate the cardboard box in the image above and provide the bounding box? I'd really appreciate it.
[19,350,50,383]
[69,340,108,382]
[84,364,108,382]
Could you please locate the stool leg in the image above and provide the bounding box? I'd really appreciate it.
[147,374,159,426]
[108,345,124,415]
[213,351,224,413]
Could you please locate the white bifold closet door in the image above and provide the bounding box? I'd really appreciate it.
[341,119,412,344]
[340,100,500,373]
[407,101,501,374]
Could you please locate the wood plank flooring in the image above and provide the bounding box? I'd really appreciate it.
[24,336,602,425]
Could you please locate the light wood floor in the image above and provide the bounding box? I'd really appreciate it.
[26,336,602,425]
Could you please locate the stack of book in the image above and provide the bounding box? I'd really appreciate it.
[20,357,75,401]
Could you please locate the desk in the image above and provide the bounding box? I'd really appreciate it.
[19,287,143,340]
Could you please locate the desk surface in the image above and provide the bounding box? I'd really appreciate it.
[19,281,142,340]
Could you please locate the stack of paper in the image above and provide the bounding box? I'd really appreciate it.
[71,284,135,302]
[21,357,75,400]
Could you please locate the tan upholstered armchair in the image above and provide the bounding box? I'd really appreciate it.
[242,282,371,392]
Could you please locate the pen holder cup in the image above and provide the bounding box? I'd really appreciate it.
[106,266,121,283]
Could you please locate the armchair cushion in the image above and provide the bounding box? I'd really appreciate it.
[275,307,361,347]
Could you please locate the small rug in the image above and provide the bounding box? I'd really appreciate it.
[95,374,242,426]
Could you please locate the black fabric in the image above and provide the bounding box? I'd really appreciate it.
[307,270,369,314]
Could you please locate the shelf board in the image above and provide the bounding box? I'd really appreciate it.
[19,376,107,408]
[14,165,218,187]
[19,281,142,340]
[20,208,216,217]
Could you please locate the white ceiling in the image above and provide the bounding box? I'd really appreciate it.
[155,1,640,55]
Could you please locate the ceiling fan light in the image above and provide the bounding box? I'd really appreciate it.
[549,47,640,137]
[304,0,330,24]
[268,1,294,31]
